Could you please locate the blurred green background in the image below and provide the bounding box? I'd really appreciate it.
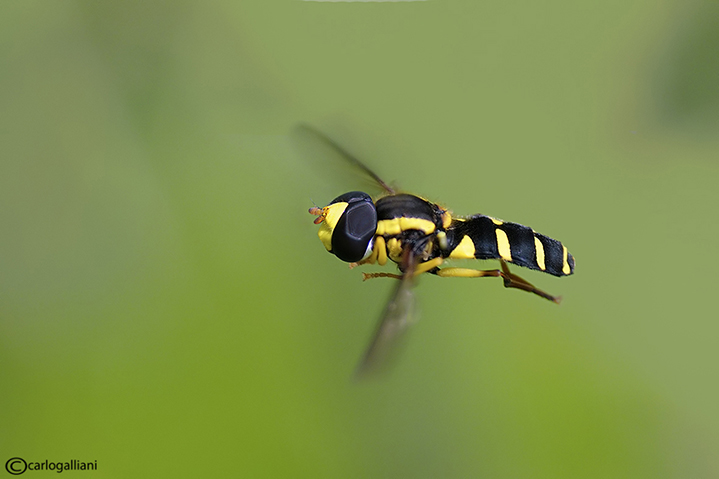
[2,1,719,477]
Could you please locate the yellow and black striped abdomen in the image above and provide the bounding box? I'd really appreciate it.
[445,215,574,277]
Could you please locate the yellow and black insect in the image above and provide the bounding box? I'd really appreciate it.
[300,125,575,377]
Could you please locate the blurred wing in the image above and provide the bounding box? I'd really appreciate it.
[292,123,396,196]
[354,247,419,379]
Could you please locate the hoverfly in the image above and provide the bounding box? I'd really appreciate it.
[299,125,575,377]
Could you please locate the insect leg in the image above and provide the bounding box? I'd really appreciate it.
[436,261,561,303]
[498,260,562,304]
[414,257,443,275]
[363,272,403,281]
[436,267,502,278]
[375,236,388,266]
[362,257,443,281]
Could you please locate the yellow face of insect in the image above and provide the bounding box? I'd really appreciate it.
[313,202,349,252]
[310,191,378,263]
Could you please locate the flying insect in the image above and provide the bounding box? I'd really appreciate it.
[299,125,575,377]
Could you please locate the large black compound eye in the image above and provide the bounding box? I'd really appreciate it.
[331,192,377,262]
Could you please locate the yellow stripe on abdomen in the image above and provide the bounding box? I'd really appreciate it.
[534,236,546,271]
[449,235,476,259]
[496,228,512,261]
[562,245,570,275]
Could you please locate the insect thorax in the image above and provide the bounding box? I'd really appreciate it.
[374,194,447,262]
